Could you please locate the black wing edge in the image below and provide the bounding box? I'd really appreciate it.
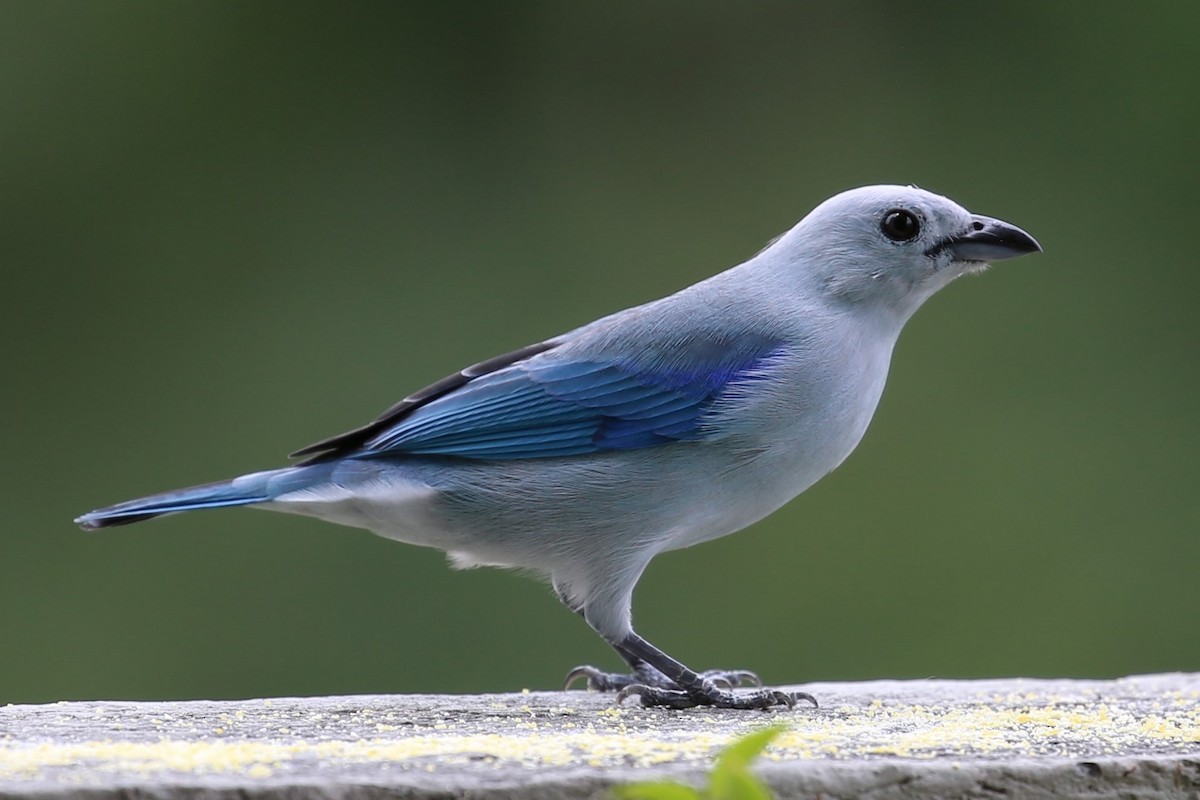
[288,339,561,465]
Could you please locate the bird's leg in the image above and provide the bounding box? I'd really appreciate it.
[609,633,818,711]
[557,590,763,693]
[563,646,670,692]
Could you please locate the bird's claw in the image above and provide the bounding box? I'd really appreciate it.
[793,690,819,708]
[699,668,763,688]
[565,662,800,709]
[615,684,694,709]
[564,665,619,691]
[565,665,762,693]
[615,681,817,710]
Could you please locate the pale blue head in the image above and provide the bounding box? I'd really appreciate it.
[769,185,1041,321]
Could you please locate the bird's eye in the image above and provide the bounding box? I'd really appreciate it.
[881,209,921,242]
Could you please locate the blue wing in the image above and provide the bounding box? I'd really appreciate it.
[293,335,782,463]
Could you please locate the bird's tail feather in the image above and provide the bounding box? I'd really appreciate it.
[74,467,318,530]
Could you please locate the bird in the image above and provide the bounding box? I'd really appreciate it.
[76,185,1041,710]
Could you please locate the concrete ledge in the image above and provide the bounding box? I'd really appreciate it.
[2,673,1198,799]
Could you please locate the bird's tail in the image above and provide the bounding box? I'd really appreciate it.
[74,466,322,530]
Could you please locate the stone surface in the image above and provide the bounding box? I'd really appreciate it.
[1,674,1198,799]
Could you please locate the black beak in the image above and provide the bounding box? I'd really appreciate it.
[933,214,1042,262]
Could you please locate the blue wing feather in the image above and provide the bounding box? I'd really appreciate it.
[346,338,784,461]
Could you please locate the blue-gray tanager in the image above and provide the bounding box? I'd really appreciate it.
[76,185,1041,709]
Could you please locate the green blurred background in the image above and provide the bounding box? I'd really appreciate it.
[3,2,1197,704]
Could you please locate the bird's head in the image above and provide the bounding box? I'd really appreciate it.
[774,185,1041,322]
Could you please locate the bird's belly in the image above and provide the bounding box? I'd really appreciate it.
[664,359,890,551]
[659,437,861,552]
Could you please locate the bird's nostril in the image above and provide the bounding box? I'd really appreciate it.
[972,220,985,231]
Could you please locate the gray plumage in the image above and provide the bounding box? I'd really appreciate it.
[77,185,1041,709]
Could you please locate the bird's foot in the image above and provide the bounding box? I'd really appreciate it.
[615,680,818,711]
[564,664,762,693]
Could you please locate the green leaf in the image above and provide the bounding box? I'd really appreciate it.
[714,724,787,773]
[707,725,787,800]
[708,770,774,800]
[613,726,788,800]
[613,780,703,800]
